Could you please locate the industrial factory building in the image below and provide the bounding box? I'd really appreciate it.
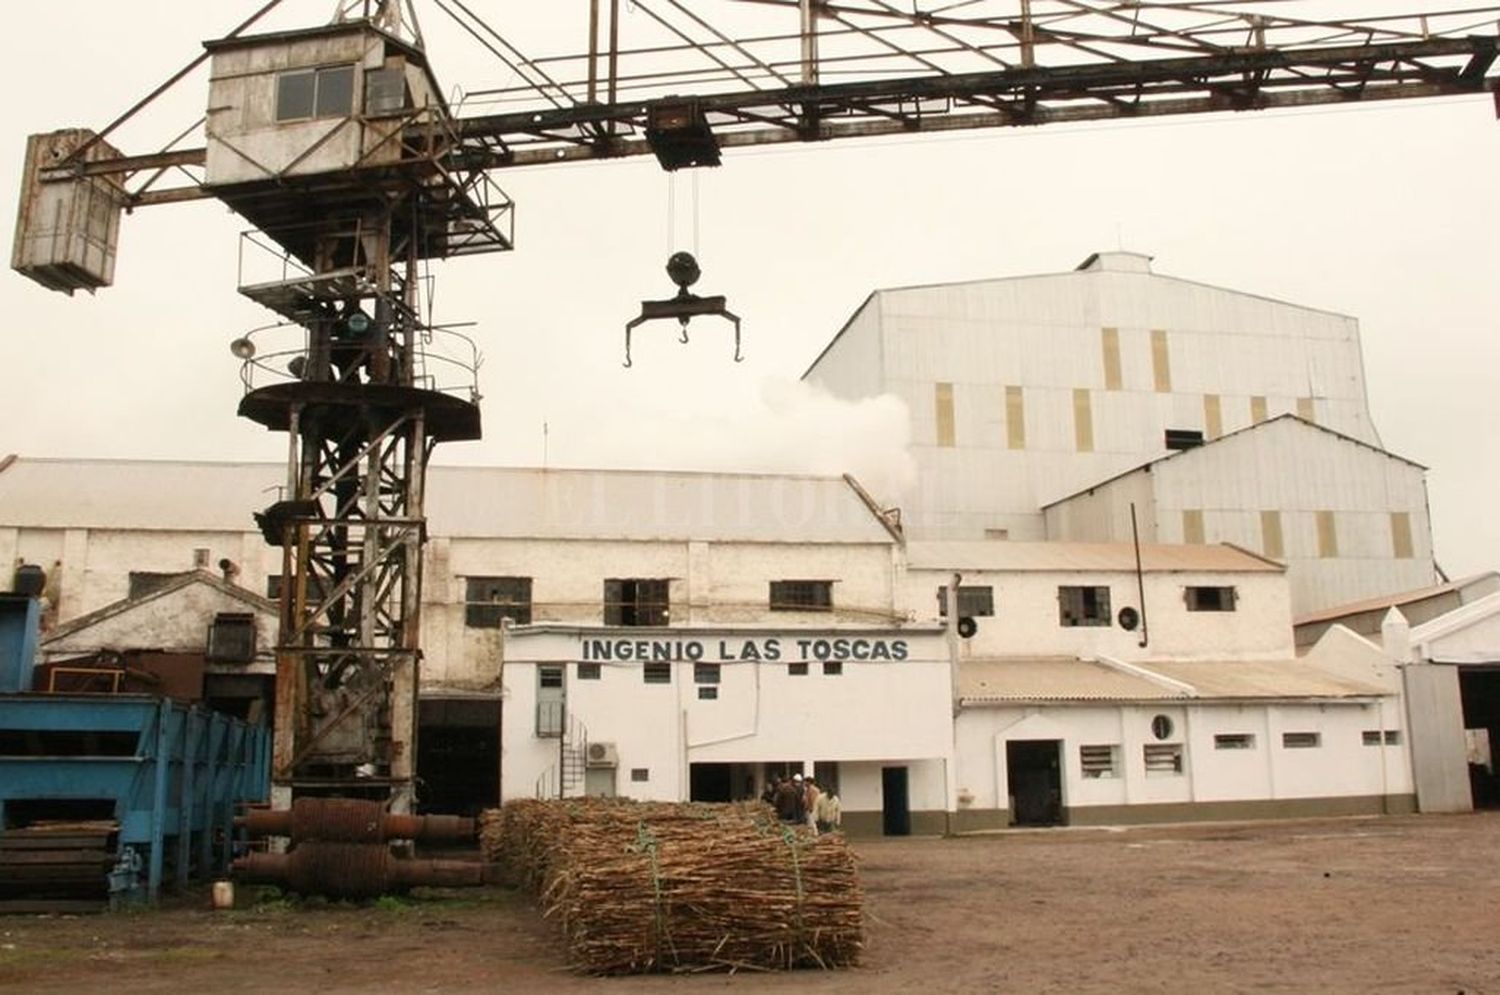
[0,455,1416,831]
[802,251,1439,615]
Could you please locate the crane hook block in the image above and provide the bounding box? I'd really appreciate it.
[624,252,742,368]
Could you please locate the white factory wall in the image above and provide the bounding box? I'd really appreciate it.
[954,698,1410,826]
[501,628,953,832]
[1044,417,1437,615]
[804,252,1382,542]
[901,565,1294,662]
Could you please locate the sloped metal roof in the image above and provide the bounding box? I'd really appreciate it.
[959,657,1186,704]
[1141,659,1385,699]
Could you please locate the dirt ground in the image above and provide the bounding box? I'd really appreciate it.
[3,812,1498,994]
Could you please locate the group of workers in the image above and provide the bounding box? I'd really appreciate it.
[763,772,841,835]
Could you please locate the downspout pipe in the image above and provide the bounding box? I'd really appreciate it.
[1131,503,1149,649]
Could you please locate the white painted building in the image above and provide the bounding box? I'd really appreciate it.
[1043,416,1438,615]
[803,251,1386,543]
[0,456,1416,829]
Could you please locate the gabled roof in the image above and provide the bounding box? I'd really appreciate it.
[906,540,1284,573]
[1294,572,1500,627]
[1042,414,1425,510]
[42,570,276,645]
[1408,589,1500,656]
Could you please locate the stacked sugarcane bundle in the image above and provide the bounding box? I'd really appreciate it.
[479,799,863,974]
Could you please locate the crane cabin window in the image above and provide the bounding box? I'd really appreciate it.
[276,64,357,122]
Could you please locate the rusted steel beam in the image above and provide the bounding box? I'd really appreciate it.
[39,148,206,183]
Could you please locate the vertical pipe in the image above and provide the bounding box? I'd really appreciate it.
[1130,503,1149,649]
[1020,0,1036,68]
[587,0,601,104]
[800,0,820,84]
[607,0,621,109]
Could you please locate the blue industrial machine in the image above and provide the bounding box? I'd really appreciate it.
[0,594,270,910]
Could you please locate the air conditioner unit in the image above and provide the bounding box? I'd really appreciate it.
[586,741,619,768]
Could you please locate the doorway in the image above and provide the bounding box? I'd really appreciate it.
[1007,739,1064,826]
[416,697,499,816]
[881,765,910,836]
[1459,666,1500,809]
[690,762,734,802]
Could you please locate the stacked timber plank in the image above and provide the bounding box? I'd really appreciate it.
[480,799,863,975]
[0,821,117,913]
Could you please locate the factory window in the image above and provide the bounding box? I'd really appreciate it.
[128,571,189,600]
[1203,394,1223,440]
[823,661,843,676]
[275,64,356,122]
[769,580,833,612]
[1181,509,1206,545]
[193,548,212,569]
[1362,730,1401,746]
[364,67,408,116]
[1185,586,1236,612]
[1058,586,1111,627]
[694,662,721,685]
[465,576,532,627]
[1316,511,1339,559]
[1260,510,1285,560]
[1250,395,1268,425]
[206,613,257,663]
[577,662,601,680]
[1101,327,1123,390]
[937,585,995,618]
[1073,388,1094,453]
[1214,733,1255,750]
[1080,744,1119,779]
[1166,429,1205,451]
[1282,732,1321,749]
[642,662,671,685]
[1390,512,1415,559]
[1005,386,1026,449]
[631,768,650,783]
[698,686,719,701]
[1151,329,1172,392]
[604,579,670,626]
[935,382,956,447]
[1143,743,1183,776]
[788,662,809,676]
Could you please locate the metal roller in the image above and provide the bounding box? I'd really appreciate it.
[236,798,475,844]
[231,842,483,899]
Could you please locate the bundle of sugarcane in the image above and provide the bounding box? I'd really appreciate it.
[485,799,863,974]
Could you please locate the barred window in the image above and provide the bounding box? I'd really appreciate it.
[1080,744,1119,779]
[769,580,833,612]
[1143,743,1183,776]
[465,576,532,628]
[937,585,995,618]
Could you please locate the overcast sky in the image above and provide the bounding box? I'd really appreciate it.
[2,2,1497,579]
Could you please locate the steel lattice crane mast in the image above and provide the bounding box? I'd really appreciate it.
[12,0,1500,813]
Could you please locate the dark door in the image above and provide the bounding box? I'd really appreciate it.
[881,765,910,836]
[1007,739,1064,826]
[689,762,733,803]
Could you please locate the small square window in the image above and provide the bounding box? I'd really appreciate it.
[631,768,650,783]
[694,662,721,685]
[465,576,532,627]
[823,661,843,676]
[698,686,718,701]
[1363,730,1401,746]
[1214,733,1255,750]
[1059,586,1111,627]
[769,580,834,612]
[788,662,809,676]
[605,578,670,626]
[1282,732,1321,749]
[1186,586,1237,612]
[275,69,316,121]
[1080,744,1118,779]
[643,661,671,685]
[365,67,407,115]
[938,585,995,618]
[1143,743,1183,776]
[577,662,601,680]
[206,613,256,663]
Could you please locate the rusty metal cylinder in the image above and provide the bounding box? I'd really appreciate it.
[232,842,483,899]
[236,798,475,844]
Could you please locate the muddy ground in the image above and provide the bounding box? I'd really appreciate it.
[2,812,1498,993]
